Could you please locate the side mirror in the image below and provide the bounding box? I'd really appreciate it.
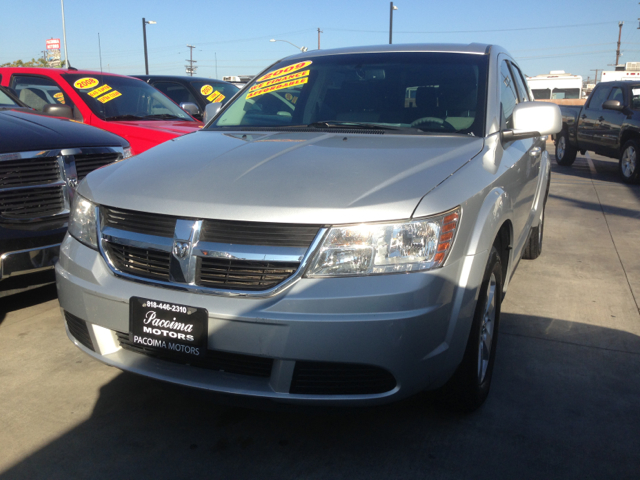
[203,102,222,125]
[180,102,201,117]
[42,104,74,120]
[602,99,624,111]
[502,101,562,142]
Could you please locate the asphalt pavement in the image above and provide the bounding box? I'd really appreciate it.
[1,147,639,479]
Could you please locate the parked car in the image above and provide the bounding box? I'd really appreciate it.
[555,80,640,183]
[56,44,560,410]
[0,86,130,297]
[0,68,202,155]
[133,75,239,122]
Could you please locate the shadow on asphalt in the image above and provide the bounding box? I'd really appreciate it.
[2,314,639,480]
[0,283,58,327]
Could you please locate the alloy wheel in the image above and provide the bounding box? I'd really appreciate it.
[557,136,566,160]
[622,146,637,178]
[477,272,497,384]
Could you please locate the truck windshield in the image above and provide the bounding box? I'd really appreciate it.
[209,52,488,136]
[62,74,195,122]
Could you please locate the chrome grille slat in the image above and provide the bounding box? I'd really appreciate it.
[0,186,65,219]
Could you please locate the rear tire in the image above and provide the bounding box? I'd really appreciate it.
[555,129,577,166]
[438,246,503,412]
[619,140,640,184]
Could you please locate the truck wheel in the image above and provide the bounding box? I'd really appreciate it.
[555,130,577,166]
[439,246,503,412]
[619,140,640,184]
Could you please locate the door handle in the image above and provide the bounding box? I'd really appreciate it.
[581,114,587,119]
[598,116,605,122]
[529,147,541,157]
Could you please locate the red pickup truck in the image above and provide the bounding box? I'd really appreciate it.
[0,68,202,155]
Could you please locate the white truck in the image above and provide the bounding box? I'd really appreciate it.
[527,71,582,100]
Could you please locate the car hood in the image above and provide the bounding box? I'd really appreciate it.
[80,131,483,224]
[0,109,127,154]
[108,119,202,135]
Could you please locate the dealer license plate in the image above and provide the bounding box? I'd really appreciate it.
[129,297,208,357]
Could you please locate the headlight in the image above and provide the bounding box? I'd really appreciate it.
[68,194,98,249]
[122,146,133,159]
[306,208,460,277]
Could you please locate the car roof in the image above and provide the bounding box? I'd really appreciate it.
[133,75,235,85]
[0,67,138,79]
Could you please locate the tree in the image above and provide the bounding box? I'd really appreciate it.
[0,58,66,68]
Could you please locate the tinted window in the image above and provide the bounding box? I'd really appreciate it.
[630,85,640,110]
[0,89,19,107]
[510,63,530,103]
[153,82,197,105]
[189,81,239,105]
[212,52,488,136]
[608,87,624,103]
[10,75,72,112]
[532,88,551,100]
[587,86,611,110]
[500,61,518,129]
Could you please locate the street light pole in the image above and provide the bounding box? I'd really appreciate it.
[270,39,308,52]
[142,18,156,75]
[61,0,70,68]
[389,2,398,44]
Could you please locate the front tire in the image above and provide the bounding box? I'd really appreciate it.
[555,129,577,166]
[619,140,640,184]
[440,246,503,412]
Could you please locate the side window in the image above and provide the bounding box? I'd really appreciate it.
[631,86,640,110]
[607,87,624,104]
[510,63,530,102]
[500,61,518,129]
[152,82,197,106]
[586,86,611,110]
[10,75,72,112]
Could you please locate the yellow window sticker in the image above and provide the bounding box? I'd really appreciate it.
[256,61,312,83]
[53,92,65,104]
[207,91,225,103]
[200,84,214,96]
[97,90,122,103]
[285,93,298,104]
[73,77,100,90]
[250,70,309,92]
[247,77,309,99]
[88,84,112,98]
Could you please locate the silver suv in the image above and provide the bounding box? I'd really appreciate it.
[56,44,560,411]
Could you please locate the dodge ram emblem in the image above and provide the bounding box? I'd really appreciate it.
[173,241,190,259]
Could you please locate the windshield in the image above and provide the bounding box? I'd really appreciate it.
[210,52,488,136]
[62,74,195,122]
[189,81,240,106]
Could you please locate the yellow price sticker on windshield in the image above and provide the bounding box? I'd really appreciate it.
[97,90,122,103]
[250,70,309,92]
[256,60,312,83]
[207,91,225,103]
[201,84,214,96]
[88,84,112,98]
[247,77,308,99]
[73,77,99,90]
[53,92,65,104]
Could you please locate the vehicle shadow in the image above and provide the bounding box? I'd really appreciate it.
[2,313,639,480]
[0,283,58,327]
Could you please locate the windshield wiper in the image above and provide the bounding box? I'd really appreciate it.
[105,114,145,121]
[143,114,187,120]
[307,121,401,130]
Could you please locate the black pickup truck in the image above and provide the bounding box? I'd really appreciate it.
[555,80,640,183]
[0,86,130,297]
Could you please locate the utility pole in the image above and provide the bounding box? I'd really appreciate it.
[591,69,601,84]
[317,28,323,50]
[186,44,197,76]
[41,50,47,63]
[616,21,624,66]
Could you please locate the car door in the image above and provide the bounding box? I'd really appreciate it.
[599,86,626,156]
[10,74,83,121]
[578,84,611,151]
[497,58,536,251]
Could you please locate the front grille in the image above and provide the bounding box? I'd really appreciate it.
[104,241,170,281]
[200,219,321,247]
[0,185,65,219]
[197,257,299,291]
[0,156,60,188]
[75,152,120,180]
[115,331,273,377]
[290,361,397,395]
[101,206,178,238]
[64,311,95,352]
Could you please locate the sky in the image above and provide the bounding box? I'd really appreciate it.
[2,0,640,83]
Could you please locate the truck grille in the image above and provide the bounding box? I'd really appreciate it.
[0,186,65,219]
[197,257,299,290]
[104,241,171,281]
[75,152,120,180]
[0,156,60,188]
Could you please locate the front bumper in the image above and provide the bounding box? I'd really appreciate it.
[56,234,488,405]
[0,243,60,297]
